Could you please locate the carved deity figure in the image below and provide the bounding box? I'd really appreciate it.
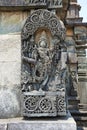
[22,30,67,92]
[22,31,55,91]
[35,31,54,90]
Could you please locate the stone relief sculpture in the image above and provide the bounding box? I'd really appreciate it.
[21,9,67,117]
[74,27,87,41]
[28,0,46,4]
[49,0,62,7]
[25,0,62,8]
[65,37,78,96]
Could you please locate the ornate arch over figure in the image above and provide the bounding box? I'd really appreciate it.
[21,9,67,117]
[21,9,66,41]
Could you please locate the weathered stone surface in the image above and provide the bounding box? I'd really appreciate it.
[0,35,21,61]
[65,37,78,63]
[0,62,21,86]
[0,112,76,130]
[78,57,87,104]
[0,35,21,118]
[0,0,24,5]
[0,12,29,34]
[78,64,87,71]
[78,57,87,64]
[78,82,87,104]
[7,112,77,130]
[68,53,78,63]
[0,35,21,85]
[0,124,7,130]
[0,87,21,118]
[74,26,87,35]
[61,52,67,69]
[78,58,87,72]
[66,18,83,24]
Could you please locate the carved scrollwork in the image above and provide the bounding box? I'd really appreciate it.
[57,95,66,112]
[21,9,66,41]
[24,96,38,112]
[39,98,52,112]
[49,18,58,28]
[42,10,51,20]
[30,11,41,23]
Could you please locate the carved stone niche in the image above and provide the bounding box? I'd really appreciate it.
[21,9,67,117]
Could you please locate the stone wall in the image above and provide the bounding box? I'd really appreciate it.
[0,34,21,118]
[0,11,30,118]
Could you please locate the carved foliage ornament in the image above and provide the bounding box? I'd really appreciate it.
[21,9,66,41]
[23,93,66,116]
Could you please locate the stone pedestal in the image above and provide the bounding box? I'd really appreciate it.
[0,112,77,130]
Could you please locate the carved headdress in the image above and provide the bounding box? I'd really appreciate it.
[38,31,48,48]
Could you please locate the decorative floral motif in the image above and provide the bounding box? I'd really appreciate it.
[24,96,38,112]
[21,9,66,41]
[39,98,52,112]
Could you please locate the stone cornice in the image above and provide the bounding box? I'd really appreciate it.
[0,0,70,21]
